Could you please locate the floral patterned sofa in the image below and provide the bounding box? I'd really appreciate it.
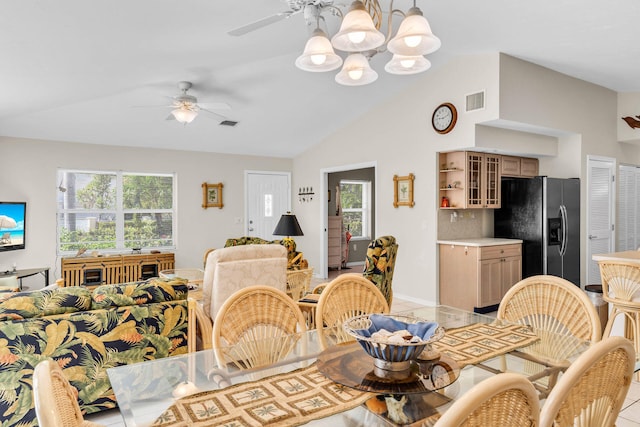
[224,236,307,269]
[0,277,189,427]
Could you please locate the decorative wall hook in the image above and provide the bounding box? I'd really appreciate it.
[298,186,315,203]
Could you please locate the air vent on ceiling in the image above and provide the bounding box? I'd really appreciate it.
[220,120,238,127]
[466,91,485,112]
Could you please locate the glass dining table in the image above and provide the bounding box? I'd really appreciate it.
[107,305,590,427]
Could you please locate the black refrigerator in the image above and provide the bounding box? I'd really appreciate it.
[494,177,580,286]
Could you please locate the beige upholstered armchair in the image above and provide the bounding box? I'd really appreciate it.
[193,244,288,350]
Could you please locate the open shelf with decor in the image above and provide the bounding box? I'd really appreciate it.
[438,151,467,209]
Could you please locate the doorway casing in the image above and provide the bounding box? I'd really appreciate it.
[319,161,377,279]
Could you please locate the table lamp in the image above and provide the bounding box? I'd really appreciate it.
[273,212,304,253]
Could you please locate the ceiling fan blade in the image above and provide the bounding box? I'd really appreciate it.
[198,102,231,110]
[228,11,296,36]
[165,114,176,121]
[200,108,228,121]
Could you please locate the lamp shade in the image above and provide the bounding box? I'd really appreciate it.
[384,54,431,75]
[295,29,343,72]
[335,53,378,86]
[172,107,198,124]
[331,1,385,52]
[273,212,304,237]
[387,7,441,56]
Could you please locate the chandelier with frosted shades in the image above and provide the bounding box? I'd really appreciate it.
[295,0,441,86]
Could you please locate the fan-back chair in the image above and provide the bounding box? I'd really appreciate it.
[433,373,540,427]
[212,285,307,370]
[315,273,389,350]
[33,359,106,427]
[539,336,635,427]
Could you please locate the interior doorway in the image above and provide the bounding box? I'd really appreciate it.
[586,156,615,286]
[320,162,377,279]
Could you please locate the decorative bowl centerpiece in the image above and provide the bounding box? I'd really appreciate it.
[343,314,445,380]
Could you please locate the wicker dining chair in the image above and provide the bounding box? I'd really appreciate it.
[539,336,635,427]
[212,285,307,370]
[597,260,640,368]
[285,267,314,301]
[33,359,105,427]
[315,273,389,350]
[432,373,540,427]
[497,275,602,396]
[498,275,602,343]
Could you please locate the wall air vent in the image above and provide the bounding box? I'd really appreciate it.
[466,91,485,112]
[220,120,238,127]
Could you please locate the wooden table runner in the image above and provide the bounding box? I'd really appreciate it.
[152,363,372,427]
[434,322,539,368]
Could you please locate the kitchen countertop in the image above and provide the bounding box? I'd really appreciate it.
[437,238,523,247]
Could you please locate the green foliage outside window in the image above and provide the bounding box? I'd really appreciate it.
[58,172,174,252]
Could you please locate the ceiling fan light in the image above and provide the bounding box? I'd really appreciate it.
[295,29,343,72]
[172,107,198,124]
[331,1,385,52]
[335,53,378,86]
[385,54,431,75]
[388,7,441,56]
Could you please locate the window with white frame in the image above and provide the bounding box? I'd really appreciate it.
[340,180,371,239]
[56,170,176,253]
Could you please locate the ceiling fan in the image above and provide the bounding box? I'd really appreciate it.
[228,0,337,36]
[164,81,231,124]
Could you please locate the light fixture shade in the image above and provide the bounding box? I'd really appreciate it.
[331,1,385,52]
[295,29,343,72]
[385,54,431,75]
[273,212,304,237]
[387,7,441,56]
[171,107,198,124]
[335,53,378,86]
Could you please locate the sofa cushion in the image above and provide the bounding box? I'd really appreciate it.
[91,277,188,310]
[0,287,92,320]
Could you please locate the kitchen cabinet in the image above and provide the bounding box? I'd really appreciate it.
[501,155,539,178]
[438,151,501,209]
[466,152,501,208]
[438,151,466,209]
[327,216,344,269]
[438,240,522,312]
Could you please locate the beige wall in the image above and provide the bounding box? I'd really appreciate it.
[5,53,640,299]
[295,53,640,304]
[0,137,291,288]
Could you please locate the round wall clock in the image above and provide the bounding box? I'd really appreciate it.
[432,102,457,134]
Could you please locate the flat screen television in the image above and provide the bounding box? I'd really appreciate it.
[0,202,26,252]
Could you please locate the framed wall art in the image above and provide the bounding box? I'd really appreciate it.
[202,182,224,209]
[393,174,415,208]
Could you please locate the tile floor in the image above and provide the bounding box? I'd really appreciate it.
[86,272,640,426]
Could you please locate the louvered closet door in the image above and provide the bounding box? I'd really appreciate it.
[618,165,638,251]
[587,157,615,286]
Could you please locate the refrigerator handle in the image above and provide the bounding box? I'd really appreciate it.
[559,204,568,256]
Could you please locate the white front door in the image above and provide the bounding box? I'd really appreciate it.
[587,157,615,285]
[245,171,290,240]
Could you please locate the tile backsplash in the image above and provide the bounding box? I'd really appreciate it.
[437,209,494,240]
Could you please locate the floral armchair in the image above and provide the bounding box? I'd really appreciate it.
[362,235,398,306]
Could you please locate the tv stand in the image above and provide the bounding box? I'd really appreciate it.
[61,252,174,288]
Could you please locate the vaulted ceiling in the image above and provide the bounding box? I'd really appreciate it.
[1,0,639,157]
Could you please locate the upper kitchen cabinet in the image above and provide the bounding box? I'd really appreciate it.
[467,152,501,208]
[439,151,501,209]
[438,151,466,209]
[501,155,539,178]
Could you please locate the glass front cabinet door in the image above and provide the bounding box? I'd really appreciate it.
[466,152,501,208]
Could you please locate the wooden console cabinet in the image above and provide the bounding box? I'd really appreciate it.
[439,241,521,312]
[61,252,174,287]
